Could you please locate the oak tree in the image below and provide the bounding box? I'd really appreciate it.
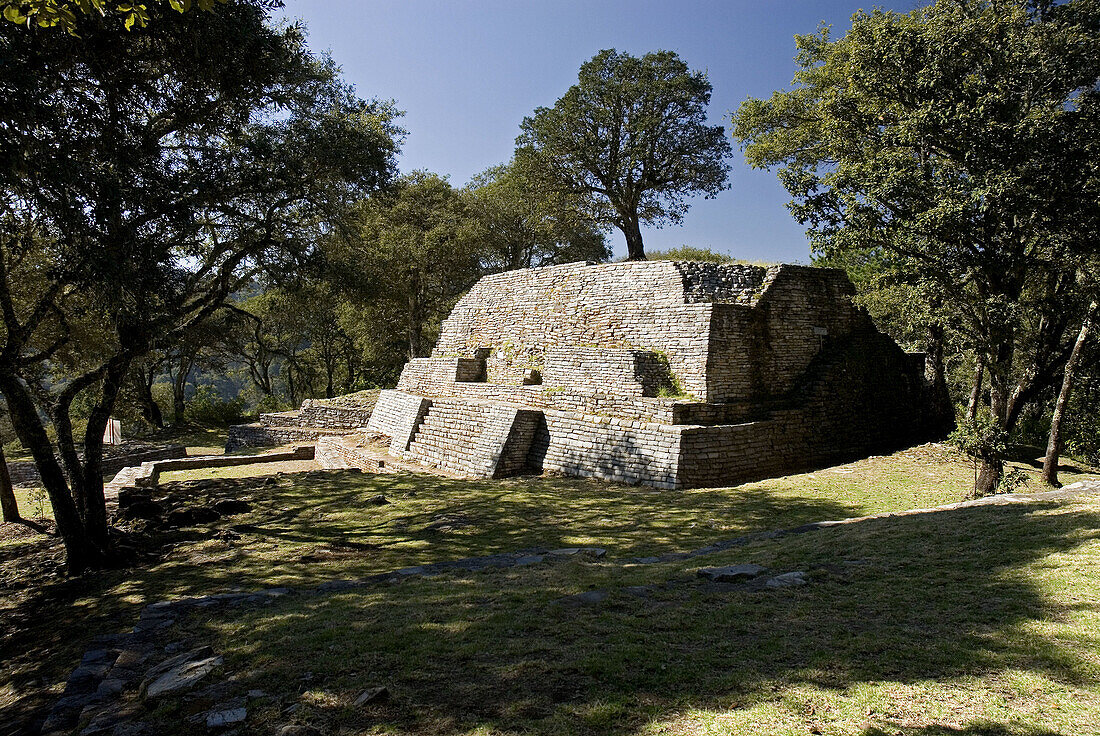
[518,49,731,260]
[0,1,401,571]
[732,0,1100,494]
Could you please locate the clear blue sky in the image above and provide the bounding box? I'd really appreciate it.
[277,0,917,263]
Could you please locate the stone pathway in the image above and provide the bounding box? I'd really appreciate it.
[41,481,1100,735]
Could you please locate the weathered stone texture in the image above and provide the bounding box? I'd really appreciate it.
[6,445,186,487]
[366,390,432,454]
[226,396,377,451]
[354,261,944,488]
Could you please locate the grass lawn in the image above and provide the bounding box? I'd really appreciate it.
[143,424,231,456]
[174,490,1100,736]
[0,444,1097,735]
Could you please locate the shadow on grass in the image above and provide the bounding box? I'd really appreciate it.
[863,724,1065,736]
[0,471,865,735]
[5,467,1099,735]
[173,496,1100,735]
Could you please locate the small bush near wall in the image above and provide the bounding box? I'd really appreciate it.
[185,386,248,426]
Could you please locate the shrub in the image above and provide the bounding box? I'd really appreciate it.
[184,385,247,425]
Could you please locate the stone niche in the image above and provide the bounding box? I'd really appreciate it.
[364,260,948,489]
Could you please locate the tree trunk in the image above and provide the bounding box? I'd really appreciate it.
[173,356,192,425]
[975,341,1014,497]
[0,373,102,573]
[967,355,985,422]
[79,359,130,551]
[0,443,20,523]
[1042,300,1097,487]
[621,219,646,261]
[135,366,164,429]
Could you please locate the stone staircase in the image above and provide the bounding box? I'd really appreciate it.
[404,400,542,478]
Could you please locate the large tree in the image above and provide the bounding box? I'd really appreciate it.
[732,0,1100,495]
[465,158,609,271]
[329,172,484,362]
[0,1,401,572]
[517,49,731,261]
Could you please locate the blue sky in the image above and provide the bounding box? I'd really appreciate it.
[277,1,917,263]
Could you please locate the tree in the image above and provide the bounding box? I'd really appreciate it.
[1042,294,1098,486]
[331,172,485,361]
[0,1,401,572]
[466,158,608,271]
[0,440,18,523]
[517,49,732,261]
[1,0,224,33]
[130,356,166,429]
[646,246,741,263]
[732,0,1100,495]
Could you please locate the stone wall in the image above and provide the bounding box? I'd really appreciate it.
[543,347,674,398]
[529,410,683,489]
[225,424,343,452]
[365,390,432,453]
[324,261,947,489]
[432,261,715,401]
[396,366,680,422]
[403,401,541,478]
[315,436,387,473]
[260,401,374,430]
[6,445,187,487]
[679,262,766,304]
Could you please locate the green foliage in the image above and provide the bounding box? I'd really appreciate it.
[184,385,247,426]
[949,415,1010,464]
[518,49,732,259]
[253,393,282,416]
[651,349,694,400]
[645,246,740,264]
[949,414,1011,495]
[1064,374,1100,466]
[0,0,402,569]
[0,0,224,33]
[465,158,610,271]
[327,171,487,363]
[733,0,1100,493]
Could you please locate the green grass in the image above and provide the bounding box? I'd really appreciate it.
[167,488,1100,736]
[142,424,230,455]
[157,458,318,484]
[1,445,1098,735]
[9,487,51,522]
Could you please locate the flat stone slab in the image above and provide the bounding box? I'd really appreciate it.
[546,547,606,558]
[765,571,807,588]
[141,647,223,700]
[206,706,247,728]
[697,564,767,583]
[554,589,609,605]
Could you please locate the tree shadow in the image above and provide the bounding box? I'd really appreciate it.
[6,468,1099,735]
[863,724,1065,736]
[169,496,1100,735]
[0,470,864,735]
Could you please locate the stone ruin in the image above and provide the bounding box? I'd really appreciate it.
[337,260,943,489]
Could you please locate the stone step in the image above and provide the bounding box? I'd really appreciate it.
[405,402,542,478]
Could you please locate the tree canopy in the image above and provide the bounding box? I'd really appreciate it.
[517,49,731,260]
[465,158,609,271]
[0,0,402,571]
[0,0,225,32]
[732,0,1100,494]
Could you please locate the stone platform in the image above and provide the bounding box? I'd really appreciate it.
[360,260,947,489]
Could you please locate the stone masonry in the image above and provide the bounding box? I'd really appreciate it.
[355,260,945,489]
